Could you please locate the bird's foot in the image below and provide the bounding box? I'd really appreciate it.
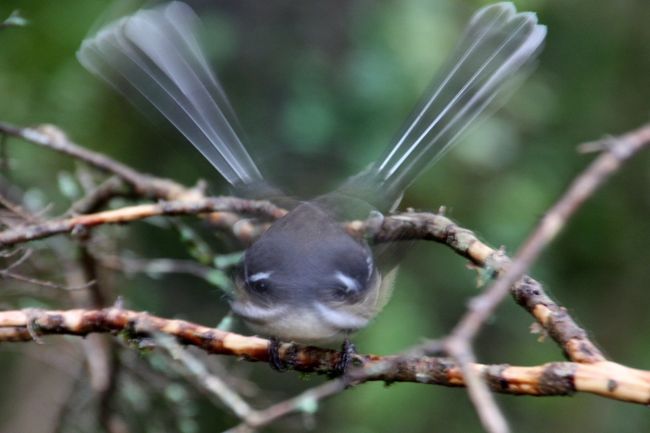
[268,336,287,371]
[331,338,357,377]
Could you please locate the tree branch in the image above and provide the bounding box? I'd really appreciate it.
[0,307,648,405]
[0,197,284,247]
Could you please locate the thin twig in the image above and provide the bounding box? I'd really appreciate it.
[226,379,347,432]
[0,122,185,199]
[98,255,216,279]
[66,176,132,215]
[0,269,93,292]
[0,248,92,292]
[0,192,37,223]
[0,197,285,248]
[157,330,347,431]
[447,340,510,433]
[155,333,255,420]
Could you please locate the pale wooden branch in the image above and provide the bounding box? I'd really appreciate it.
[0,197,284,248]
[0,308,648,406]
[351,211,604,364]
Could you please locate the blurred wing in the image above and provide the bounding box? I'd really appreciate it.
[77,1,263,186]
[348,2,546,209]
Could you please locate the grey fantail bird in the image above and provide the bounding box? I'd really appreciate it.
[78,2,546,349]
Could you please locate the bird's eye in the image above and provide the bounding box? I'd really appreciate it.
[331,271,363,302]
[247,279,270,294]
[331,281,366,303]
[245,271,273,294]
[332,285,350,301]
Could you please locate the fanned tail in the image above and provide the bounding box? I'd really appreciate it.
[345,2,546,210]
[77,2,263,187]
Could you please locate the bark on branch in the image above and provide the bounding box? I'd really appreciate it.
[0,308,648,404]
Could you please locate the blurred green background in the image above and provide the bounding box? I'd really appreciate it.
[0,0,649,432]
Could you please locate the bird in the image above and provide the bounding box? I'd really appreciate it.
[77,1,546,371]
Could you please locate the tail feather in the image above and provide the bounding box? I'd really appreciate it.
[77,2,262,186]
[366,2,546,206]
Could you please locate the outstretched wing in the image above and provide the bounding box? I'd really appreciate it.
[343,2,546,211]
[77,1,263,187]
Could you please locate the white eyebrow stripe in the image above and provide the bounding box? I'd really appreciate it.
[335,271,359,292]
[248,271,272,282]
[314,303,369,331]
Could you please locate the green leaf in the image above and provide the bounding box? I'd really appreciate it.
[176,223,214,265]
[215,313,234,331]
[213,251,243,269]
[2,11,28,28]
[205,269,233,293]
